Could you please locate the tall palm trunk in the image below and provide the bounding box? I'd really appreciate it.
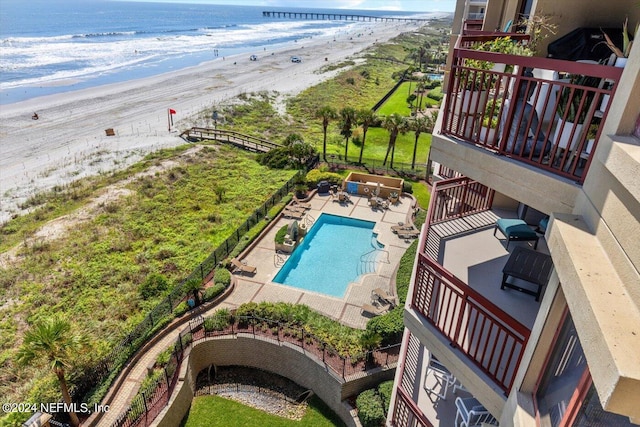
[358,129,368,164]
[344,137,349,161]
[57,370,80,427]
[411,133,420,169]
[322,125,328,162]
[383,133,397,166]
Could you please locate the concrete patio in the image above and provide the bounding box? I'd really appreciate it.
[221,191,419,329]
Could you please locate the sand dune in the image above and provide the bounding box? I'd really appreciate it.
[0,21,425,224]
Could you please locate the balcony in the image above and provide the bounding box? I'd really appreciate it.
[397,176,553,423]
[438,35,624,185]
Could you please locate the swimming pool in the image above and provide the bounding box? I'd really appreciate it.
[272,214,383,298]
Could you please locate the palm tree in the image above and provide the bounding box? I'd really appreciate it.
[315,106,337,162]
[339,107,356,161]
[410,111,438,169]
[184,278,205,306]
[356,109,377,164]
[382,113,409,168]
[16,317,85,427]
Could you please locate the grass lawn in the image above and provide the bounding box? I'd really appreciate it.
[350,127,431,166]
[181,395,345,427]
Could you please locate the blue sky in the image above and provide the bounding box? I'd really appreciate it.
[127,0,456,12]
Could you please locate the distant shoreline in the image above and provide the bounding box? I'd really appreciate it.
[0,20,427,224]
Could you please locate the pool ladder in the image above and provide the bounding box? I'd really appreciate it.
[358,248,390,276]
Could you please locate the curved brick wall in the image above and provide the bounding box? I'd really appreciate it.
[152,336,395,426]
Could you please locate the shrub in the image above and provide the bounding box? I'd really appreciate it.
[213,268,231,287]
[203,283,225,302]
[305,169,342,187]
[155,348,172,367]
[365,307,404,345]
[378,381,394,410]
[257,147,291,169]
[402,181,413,194]
[203,309,232,332]
[138,273,169,300]
[356,389,385,427]
[275,225,288,245]
[174,301,189,317]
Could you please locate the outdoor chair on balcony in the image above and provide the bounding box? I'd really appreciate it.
[500,70,550,160]
[494,218,539,250]
[423,354,457,400]
[455,397,497,427]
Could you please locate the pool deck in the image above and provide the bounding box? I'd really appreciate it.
[220,191,418,329]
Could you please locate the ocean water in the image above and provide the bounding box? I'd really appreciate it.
[0,0,426,104]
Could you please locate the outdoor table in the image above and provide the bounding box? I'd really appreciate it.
[501,246,553,301]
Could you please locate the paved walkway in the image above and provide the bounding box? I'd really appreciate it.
[94,191,416,426]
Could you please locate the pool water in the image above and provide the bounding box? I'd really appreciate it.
[272,214,383,298]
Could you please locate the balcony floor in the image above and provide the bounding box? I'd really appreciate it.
[401,331,477,427]
[431,209,549,330]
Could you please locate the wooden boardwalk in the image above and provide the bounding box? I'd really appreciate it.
[262,11,429,23]
[180,127,281,153]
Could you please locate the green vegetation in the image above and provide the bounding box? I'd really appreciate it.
[0,144,296,410]
[0,20,450,420]
[356,389,386,427]
[355,380,394,427]
[180,394,344,427]
[275,225,289,245]
[235,302,366,355]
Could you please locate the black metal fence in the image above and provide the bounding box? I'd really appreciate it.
[324,154,428,180]
[111,314,401,427]
[71,172,304,405]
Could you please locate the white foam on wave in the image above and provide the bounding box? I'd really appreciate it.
[0,19,368,90]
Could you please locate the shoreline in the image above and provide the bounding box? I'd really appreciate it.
[0,20,422,224]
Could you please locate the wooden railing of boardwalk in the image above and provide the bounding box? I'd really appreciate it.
[180,127,281,153]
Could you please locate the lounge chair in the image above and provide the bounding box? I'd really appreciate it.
[292,201,311,210]
[282,209,304,220]
[361,302,391,316]
[397,228,420,239]
[372,288,396,306]
[231,258,257,275]
[391,224,416,233]
[286,205,306,213]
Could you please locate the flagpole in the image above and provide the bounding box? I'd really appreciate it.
[168,109,171,132]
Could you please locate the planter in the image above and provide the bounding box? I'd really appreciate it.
[553,119,583,151]
[479,126,497,143]
[454,89,488,138]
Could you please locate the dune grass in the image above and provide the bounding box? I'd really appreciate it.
[180,395,344,427]
[0,143,296,408]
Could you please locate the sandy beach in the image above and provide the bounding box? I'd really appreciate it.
[0,20,425,224]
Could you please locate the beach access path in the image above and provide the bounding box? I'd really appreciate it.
[0,21,421,224]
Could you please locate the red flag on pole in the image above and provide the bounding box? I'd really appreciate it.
[169,109,176,114]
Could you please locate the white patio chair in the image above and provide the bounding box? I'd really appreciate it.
[455,397,497,427]
[423,354,457,400]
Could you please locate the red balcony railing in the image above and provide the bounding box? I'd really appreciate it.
[411,254,530,393]
[441,35,624,184]
[391,387,434,427]
[426,176,495,225]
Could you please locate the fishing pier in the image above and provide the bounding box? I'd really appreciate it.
[262,11,429,23]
